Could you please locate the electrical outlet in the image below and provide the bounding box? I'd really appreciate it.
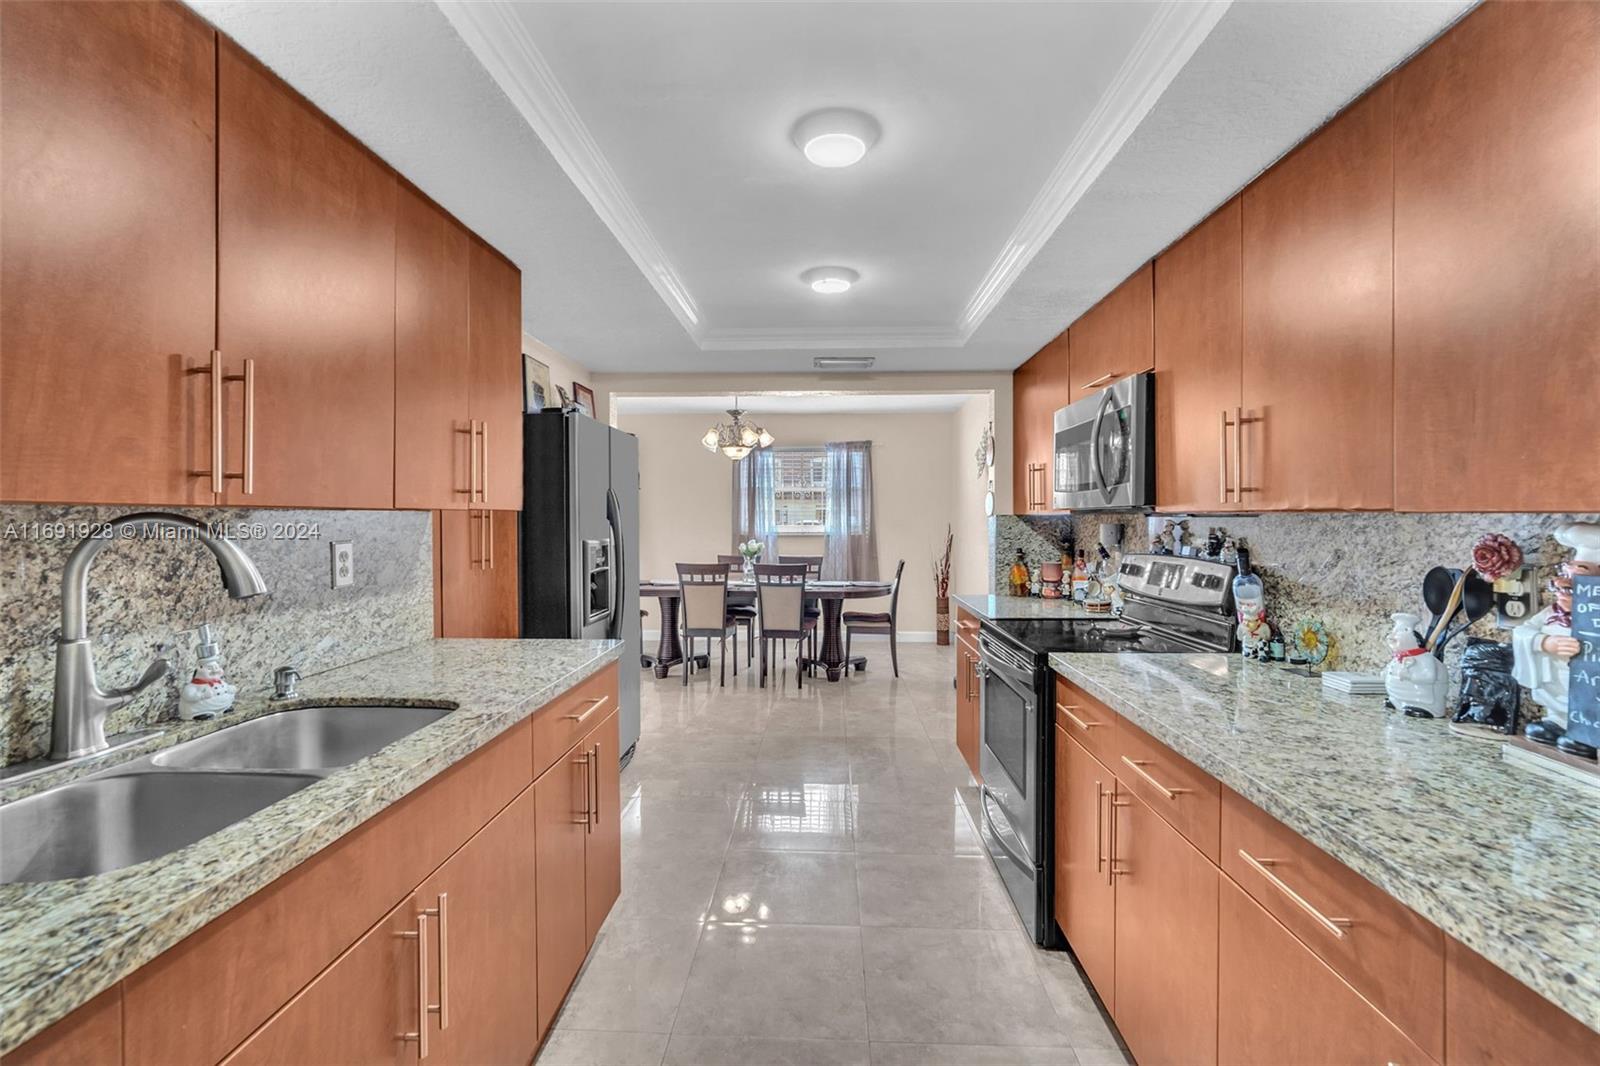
[1494,566,1535,628]
[330,541,354,588]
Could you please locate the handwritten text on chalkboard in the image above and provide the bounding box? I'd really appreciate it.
[1568,575,1600,749]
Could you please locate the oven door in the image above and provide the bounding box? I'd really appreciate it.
[977,632,1041,861]
[1053,371,1153,510]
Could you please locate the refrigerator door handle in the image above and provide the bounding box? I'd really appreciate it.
[605,487,624,640]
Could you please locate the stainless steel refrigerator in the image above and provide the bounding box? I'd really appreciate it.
[519,411,641,765]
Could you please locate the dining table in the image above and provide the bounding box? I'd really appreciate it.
[639,578,895,682]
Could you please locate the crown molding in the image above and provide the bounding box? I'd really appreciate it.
[437,0,704,336]
[957,0,1230,339]
[698,325,967,351]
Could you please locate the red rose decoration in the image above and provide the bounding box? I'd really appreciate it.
[1472,533,1523,580]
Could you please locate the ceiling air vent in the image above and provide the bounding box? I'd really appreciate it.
[813,356,875,371]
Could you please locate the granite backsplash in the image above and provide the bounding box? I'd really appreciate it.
[993,511,1600,670]
[0,506,433,765]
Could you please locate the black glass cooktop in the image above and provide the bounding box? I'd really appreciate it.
[984,616,1214,658]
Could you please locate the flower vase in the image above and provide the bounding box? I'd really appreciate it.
[935,597,950,646]
[743,557,755,576]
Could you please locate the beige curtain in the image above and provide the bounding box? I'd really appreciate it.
[823,441,877,581]
[731,450,778,562]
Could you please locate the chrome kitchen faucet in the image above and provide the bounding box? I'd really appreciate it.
[50,512,268,760]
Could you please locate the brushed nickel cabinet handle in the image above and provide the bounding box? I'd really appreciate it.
[574,750,592,825]
[1056,702,1102,732]
[233,358,255,495]
[563,694,608,724]
[428,894,450,1029]
[1094,780,1105,874]
[957,620,979,632]
[469,421,482,502]
[1109,786,1132,879]
[1119,756,1189,800]
[1237,849,1352,939]
[1079,371,1116,390]
[1235,409,1261,497]
[187,350,225,494]
[1219,408,1234,504]
[398,912,440,1058]
[479,420,490,504]
[589,743,601,830]
[486,509,494,570]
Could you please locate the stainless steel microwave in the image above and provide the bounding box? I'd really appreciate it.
[1051,370,1155,511]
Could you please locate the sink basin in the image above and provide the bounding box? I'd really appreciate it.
[0,770,319,884]
[151,705,450,772]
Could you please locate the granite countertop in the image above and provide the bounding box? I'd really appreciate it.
[0,638,622,1054]
[952,592,1111,621]
[1048,651,1600,1035]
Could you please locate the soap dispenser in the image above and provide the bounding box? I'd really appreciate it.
[178,623,238,720]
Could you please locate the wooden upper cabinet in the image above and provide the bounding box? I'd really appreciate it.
[1055,729,1115,1011]
[1068,263,1154,396]
[1242,82,1395,511]
[437,510,518,638]
[0,0,217,506]
[395,185,473,511]
[1393,1,1600,512]
[1445,937,1600,1065]
[217,38,396,509]
[1155,198,1244,513]
[1012,330,1070,512]
[1111,786,1219,1066]
[1218,877,1435,1066]
[469,241,524,510]
[417,784,540,1066]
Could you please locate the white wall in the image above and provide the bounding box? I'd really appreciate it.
[618,410,965,636]
[523,331,594,409]
[950,393,995,598]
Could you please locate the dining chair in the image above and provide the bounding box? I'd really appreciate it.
[754,563,817,690]
[779,555,824,662]
[844,559,905,678]
[676,563,739,686]
[717,554,758,666]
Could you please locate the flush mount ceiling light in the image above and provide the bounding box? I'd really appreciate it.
[800,266,859,295]
[791,108,880,168]
[701,397,775,461]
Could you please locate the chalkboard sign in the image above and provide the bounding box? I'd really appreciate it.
[1568,575,1600,749]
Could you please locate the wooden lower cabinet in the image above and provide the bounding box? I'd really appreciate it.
[955,633,981,778]
[534,734,596,1037]
[1111,785,1218,1066]
[584,710,624,946]
[1054,728,1115,1010]
[1445,937,1600,1066]
[417,786,540,1066]
[223,897,420,1066]
[6,988,123,1066]
[1219,877,1435,1066]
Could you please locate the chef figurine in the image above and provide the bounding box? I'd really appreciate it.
[1512,522,1600,757]
[1383,612,1448,716]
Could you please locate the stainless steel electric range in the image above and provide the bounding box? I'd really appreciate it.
[975,553,1237,944]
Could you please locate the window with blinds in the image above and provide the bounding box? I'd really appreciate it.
[772,447,827,534]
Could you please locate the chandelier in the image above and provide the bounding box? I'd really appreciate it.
[700,399,774,460]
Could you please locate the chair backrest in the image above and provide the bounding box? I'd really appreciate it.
[778,555,823,578]
[888,558,905,617]
[716,554,743,573]
[677,563,729,632]
[754,563,807,634]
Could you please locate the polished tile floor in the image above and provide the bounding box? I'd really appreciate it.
[536,642,1131,1066]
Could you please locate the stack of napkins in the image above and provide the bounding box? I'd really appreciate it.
[1320,671,1386,696]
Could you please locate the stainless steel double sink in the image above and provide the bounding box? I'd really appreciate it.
[0,704,451,885]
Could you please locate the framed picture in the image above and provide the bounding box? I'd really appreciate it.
[523,353,551,413]
[573,381,596,418]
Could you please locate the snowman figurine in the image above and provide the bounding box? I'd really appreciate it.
[1512,522,1600,756]
[1383,612,1448,717]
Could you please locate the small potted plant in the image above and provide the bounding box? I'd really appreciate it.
[736,539,764,575]
[932,525,953,646]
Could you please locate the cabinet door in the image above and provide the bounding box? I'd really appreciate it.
[1155,198,1243,513]
[418,785,540,1066]
[223,896,419,1066]
[955,637,981,778]
[1112,785,1217,1066]
[1445,937,1599,1066]
[1068,263,1154,395]
[534,747,591,1037]
[0,0,216,506]
[1242,83,1394,511]
[1393,1,1600,511]
[217,39,396,509]
[1055,730,1115,1010]
[584,710,623,946]
[1219,877,1434,1066]
[1011,357,1038,510]
[396,184,472,511]
[1012,330,1070,512]
[469,240,523,510]
[438,510,519,638]
[7,987,122,1066]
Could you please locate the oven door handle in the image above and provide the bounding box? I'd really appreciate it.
[980,785,1036,871]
